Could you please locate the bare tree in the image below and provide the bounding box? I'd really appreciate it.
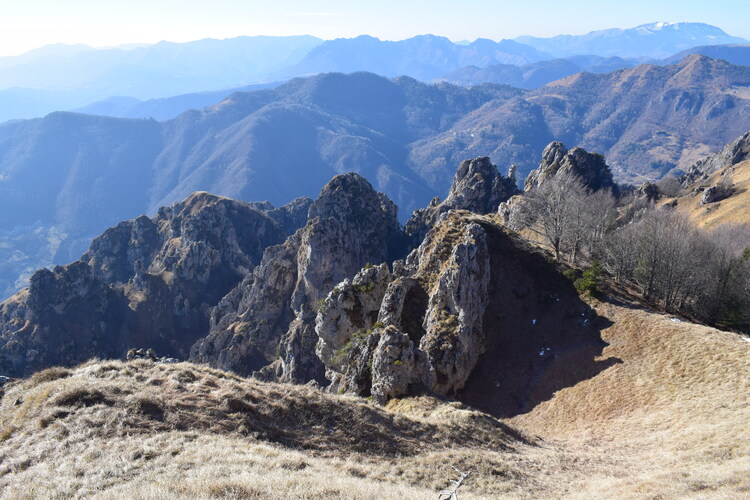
[601,222,641,283]
[512,170,589,262]
[602,207,750,329]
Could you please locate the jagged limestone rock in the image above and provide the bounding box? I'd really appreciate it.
[419,221,490,393]
[370,325,432,403]
[317,209,604,410]
[0,193,301,377]
[681,130,750,187]
[405,156,518,241]
[317,212,491,400]
[524,142,618,194]
[635,182,660,202]
[192,173,406,383]
[499,142,619,227]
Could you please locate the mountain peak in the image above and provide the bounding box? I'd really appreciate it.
[517,22,747,58]
[635,21,731,34]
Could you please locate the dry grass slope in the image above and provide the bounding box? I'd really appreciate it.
[0,300,748,498]
[0,360,531,499]
[669,159,750,227]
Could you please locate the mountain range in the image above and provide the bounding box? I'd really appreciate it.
[0,22,747,123]
[2,55,750,299]
[516,22,747,58]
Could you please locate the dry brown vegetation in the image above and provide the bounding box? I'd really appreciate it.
[668,159,750,228]
[1,299,749,499]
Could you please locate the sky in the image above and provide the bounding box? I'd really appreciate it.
[0,0,749,57]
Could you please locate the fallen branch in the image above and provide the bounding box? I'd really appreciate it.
[438,466,472,499]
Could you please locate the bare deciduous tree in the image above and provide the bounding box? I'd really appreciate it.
[512,170,615,264]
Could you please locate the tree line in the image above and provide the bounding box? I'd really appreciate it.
[510,170,750,331]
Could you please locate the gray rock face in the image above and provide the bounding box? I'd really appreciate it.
[316,210,606,413]
[317,211,492,401]
[0,193,300,377]
[681,130,750,187]
[524,142,618,194]
[635,182,660,202]
[191,173,406,383]
[248,197,314,236]
[405,156,518,241]
[700,182,733,205]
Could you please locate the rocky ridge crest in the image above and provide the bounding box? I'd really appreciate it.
[524,142,618,194]
[0,194,304,377]
[405,156,518,241]
[680,130,750,187]
[315,209,605,410]
[190,173,407,383]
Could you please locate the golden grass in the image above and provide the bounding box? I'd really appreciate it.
[668,159,750,228]
[1,301,748,499]
[509,302,750,498]
[0,359,527,499]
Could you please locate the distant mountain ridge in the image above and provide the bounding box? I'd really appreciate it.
[664,43,750,66]
[73,83,281,121]
[516,22,747,59]
[0,74,523,298]
[272,34,551,81]
[3,56,750,299]
[0,36,323,122]
[1,23,747,123]
[411,54,750,184]
[436,56,641,88]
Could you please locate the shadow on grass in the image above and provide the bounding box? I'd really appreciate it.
[458,222,623,418]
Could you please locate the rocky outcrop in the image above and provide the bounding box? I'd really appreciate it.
[191,173,407,383]
[499,142,619,226]
[700,181,734,205]
[247,197,313,236]
[524,142,619,195]
[681,130,750,187]
[317,213,490,401]
[405,156,518,241]
[316,210,603,408]
[634,182,660,202]
[0,193,302,377]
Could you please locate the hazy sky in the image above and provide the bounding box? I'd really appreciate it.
[0,0,748,57]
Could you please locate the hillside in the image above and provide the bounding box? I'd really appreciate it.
[0,75,522,299]
[649,130,750,227]
[1,150,749,497]
[0,296,747,498]
[411,55,750,185]
[664,158,750,228]
[4,56,750,300]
